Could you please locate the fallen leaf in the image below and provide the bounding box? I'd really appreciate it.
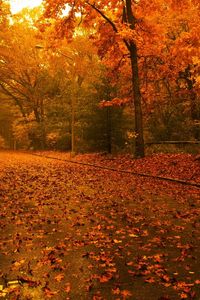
[113,239,122,244]
[112,287,121,295]
[121,289,132,298]
[129,234,138,238]
[180,293,188,299]
[55,274,64,282]
[64,283,71,293]
[44,288,58,298]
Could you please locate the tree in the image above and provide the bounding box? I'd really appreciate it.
[0,4,105,151]
[43,0,147,157]
[0,13,63,149]
[47,34,103,153]
[49,1,200,148]
[2,0,199,152]
[139,0,200,141]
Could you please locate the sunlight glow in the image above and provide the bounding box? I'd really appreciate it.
[9,0,43,14]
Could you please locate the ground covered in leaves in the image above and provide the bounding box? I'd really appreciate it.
[0,151,199,300]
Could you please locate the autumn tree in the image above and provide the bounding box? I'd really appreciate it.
[0,10,64,149]
[1,0,199,151]
[42,34,103,152]
[139,0,200,141]
[0,3,106,151]
[43,0,148,157]
[43,0,200,155]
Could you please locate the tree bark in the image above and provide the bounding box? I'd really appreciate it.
[129,43,145,157]
[184,66,200,140]
[125,0,145,157]
[106,107,112,154]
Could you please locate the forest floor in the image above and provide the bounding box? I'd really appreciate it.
[0,151,200,300]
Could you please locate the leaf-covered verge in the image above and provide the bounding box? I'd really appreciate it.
[35,151,200,185]
[0,151,199,300]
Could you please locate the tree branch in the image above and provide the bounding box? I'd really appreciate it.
[86,1,118,33]
[0,83,27,119]
[86,1,131,50]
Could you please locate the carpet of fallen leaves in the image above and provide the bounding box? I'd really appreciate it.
[0,151,199,300]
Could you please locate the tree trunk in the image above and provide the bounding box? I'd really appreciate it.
[106,107,112,154]
[125,0,145,157]
[185,67,200,140]
[33,99,47,150]
[129,43,145,157]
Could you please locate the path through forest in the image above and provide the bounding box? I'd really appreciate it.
[0,151,199,300]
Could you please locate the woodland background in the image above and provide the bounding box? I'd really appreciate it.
[0,0,200,156]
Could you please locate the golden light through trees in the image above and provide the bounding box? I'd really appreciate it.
[9,0,43,14]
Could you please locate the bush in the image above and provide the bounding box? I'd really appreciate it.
[147,103,192,141]
[13,123,30,149]
[46,132,59,150]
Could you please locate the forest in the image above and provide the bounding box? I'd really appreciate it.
[0,0,199,157]
[0,1,200,300]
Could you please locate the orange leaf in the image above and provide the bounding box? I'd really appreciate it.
[55,274,64,282]
[64,283,71,293]
[145,277,155,283]
[99,274,112,283]
[121,290,133,298]
[112,287,121,295]
[113,239,122,244]
[180,293,188,299]
[195,280,200,284]
[44,288,58,298]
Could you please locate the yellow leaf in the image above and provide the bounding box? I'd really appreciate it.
[113,239,122,244]
[12,259,25,268]
[129,234,138,238]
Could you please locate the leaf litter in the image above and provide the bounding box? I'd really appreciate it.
[0,151,199,299]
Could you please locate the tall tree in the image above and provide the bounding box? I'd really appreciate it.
[43,0,146,157]
[43,0,200,155]
[0,15,60,148]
